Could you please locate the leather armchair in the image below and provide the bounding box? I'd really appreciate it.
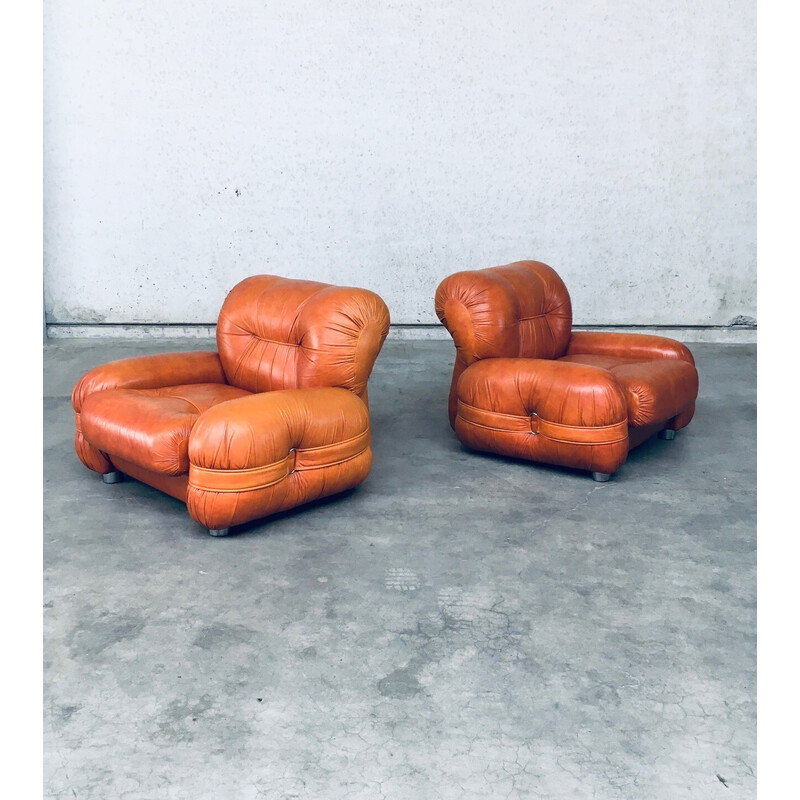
[73,275,390,535]
[435,261,698,480]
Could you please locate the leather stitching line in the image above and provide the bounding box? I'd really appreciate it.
[189,447,369,493]
[458,416,627,445]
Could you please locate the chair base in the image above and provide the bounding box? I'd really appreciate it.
[658,429,676,440]
[591,471,612,482]
[208,528,230,537]
[101,471,123,484]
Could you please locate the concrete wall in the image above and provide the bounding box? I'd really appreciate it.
[44,1,756,328]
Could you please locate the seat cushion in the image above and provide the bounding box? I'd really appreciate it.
[558,353,698,427]
[453,357,630,475]
[80,383,251,475]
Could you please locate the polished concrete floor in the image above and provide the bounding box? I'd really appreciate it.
[44,339,756,799]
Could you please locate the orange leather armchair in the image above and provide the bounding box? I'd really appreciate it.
[435,261,699,481]
[73,275,390,535]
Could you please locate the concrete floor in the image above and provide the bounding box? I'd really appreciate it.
[44,339,756,800]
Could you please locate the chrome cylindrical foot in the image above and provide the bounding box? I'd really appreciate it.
[208,528,230,537]
[658,429,676,440]
[102,471,123,484]
[591,472,611,482]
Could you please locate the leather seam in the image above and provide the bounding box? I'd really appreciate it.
[300,448,369,472]
[457,400,528,422]
[539,419,628,432]
[458,416,628,446]
[189,430,369,474]
[457,417,529,434]
[457,401,626,430]
[539,434,628,446]
[231,331,301,348]
[299,430,369,453]
[220,315,302,348]
[459,401,625,431]
[190,457,292,478]
[189,447,369,493]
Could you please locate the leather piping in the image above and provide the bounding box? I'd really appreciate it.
[295,429,368,452]
[535,417,628,445]
[457,400,628,445]
[456,401,530,433]
[189,431,371,493]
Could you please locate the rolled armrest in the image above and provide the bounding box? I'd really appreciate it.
[188,387,368,472]
[72,351,226,412]
[186,387,372,529]
[566,331,695,365]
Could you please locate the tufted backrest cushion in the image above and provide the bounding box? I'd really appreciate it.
[435,260,573,362]
[216,275,390,397]
[435,261,573,426]
[488,261,572,359]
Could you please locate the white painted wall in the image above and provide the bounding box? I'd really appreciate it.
[44,0,756,327]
